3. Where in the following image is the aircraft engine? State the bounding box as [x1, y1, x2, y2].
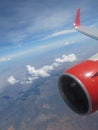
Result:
[58, 60, 98, 115]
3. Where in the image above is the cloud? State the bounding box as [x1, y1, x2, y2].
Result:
[43, 29, 76, 40]
[26, 53, 77, 83]
[0, 57, 12, 62]
[55, 54, 77, 63]
[7, 53, 76, 85]
[26, 65, 54, 78]
[8, 76, 18, 85]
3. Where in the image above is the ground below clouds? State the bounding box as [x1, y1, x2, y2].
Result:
[0, 67, 98, 130]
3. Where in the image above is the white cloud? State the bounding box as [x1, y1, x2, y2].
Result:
[55, 54, 77, 63]
[8, 76, 18, 85]
[0, 57, 12, 62]
[43, 29, 76, 40]
[26, 53, 77, 83]
[7, 53, 77, 85]
[26, 64, 54, 78]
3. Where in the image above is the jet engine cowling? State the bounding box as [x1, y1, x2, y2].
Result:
[58, 60, 98, 115]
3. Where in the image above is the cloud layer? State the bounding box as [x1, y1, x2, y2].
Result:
[7, 53, 76, 85]
[25, 53, 77, 83]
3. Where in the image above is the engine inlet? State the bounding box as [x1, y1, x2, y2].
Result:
[58, 74, 90, 115]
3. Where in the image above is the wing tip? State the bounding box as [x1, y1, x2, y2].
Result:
[74, 8, 80, 28]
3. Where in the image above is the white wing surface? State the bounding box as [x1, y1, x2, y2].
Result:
[74, 9, 98, 40]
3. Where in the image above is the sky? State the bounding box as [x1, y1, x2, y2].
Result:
[0, 0, 98, 89]
[0, 0, 97, 50]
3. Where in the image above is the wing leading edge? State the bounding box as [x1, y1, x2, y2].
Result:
[74, 9, 98, 40]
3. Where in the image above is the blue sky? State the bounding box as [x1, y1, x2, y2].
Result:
[0, 0, 97, 51]
[0, 0, 98, 88]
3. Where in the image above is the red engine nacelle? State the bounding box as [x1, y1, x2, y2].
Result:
[58, 60, 98, 115]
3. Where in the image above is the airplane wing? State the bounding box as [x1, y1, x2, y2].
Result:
[58, 9, 98, 115]
[74, 9, 98, 40]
